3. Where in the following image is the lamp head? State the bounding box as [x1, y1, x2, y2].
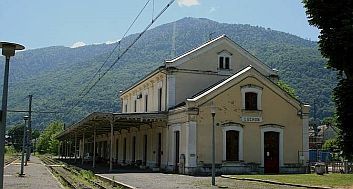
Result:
[0, 42, 25, 58]
[23, 115, 29, 121]
[210, 101, 216, 115]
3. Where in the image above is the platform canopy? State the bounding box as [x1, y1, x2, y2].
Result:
[56, 112, 168, 141]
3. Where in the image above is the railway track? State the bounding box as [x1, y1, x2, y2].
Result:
[40, 156, 115, 189]
[4, 156, 19, 166]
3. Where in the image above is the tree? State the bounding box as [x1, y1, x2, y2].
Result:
[7, 124, 25, 151]
[277, 80, 297, 99]
[36, 121, 63, 154]
[303, 0, 353, 160]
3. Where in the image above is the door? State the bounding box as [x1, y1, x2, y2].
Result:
[116, 139, 119, 163]
[143, 135, 147, 166]
[157, 133, 162, 167]
[264, 131, 279, 173]
[174, 131, 180, 171]
[132, 136, 136, 162]
[226, 130, 239, 161]
[123, 138, 126, 163]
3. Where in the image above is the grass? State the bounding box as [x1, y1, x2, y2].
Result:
[4, 145, 19, 163]
[233, 173, 353, 188]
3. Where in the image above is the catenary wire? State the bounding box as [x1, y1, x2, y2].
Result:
[62, 0, 175, 120]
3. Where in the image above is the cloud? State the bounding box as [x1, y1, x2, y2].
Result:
[177, 0, 200, 7]
[105, 39, 120, 45]
[209, 7, 216, 13]
[70, 41, 86, 48]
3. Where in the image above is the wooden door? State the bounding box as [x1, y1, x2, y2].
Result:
[143, 135, 147, 166]
[157, 133, 162, 167]
[132, 136, 136, 162]
[226, 130, 239, 161]
[264, 131, 279, 173]
[174, 131, 180, 171]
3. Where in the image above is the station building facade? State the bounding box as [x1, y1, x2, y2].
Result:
[57, 35, 310, 174]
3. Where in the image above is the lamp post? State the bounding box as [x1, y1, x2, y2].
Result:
[20, 115, 29, 176]
[210, 102, 216, 186]
[0, 42, 25, 187]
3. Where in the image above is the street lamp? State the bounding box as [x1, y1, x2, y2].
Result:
[20, 115, 29, 176]
[0, 42, 25, 186]
[210, 102, 216, 186]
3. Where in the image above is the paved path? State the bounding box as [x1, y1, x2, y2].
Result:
[99, 172, 304, 189]
[4, 156, 63, 189]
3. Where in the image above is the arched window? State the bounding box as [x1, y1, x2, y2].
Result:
[245, 92, 258, 110]
[241, 84, 263, 110]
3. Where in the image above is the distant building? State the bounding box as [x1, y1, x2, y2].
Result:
[309, 125, 339, 149]
[57, 35, 310, 174]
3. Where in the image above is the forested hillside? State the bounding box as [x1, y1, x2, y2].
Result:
[0, 17, 336, 130]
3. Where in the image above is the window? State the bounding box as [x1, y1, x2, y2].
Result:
[245, 92, 258, 110]
[218, 51, 232, 70]
[134, 100, 137, 112]
[219, 57, 224, 69]
[158, 88, 162, 111]
[145, 94, 148, 112]
[241, 85, 263, 110]
[124, 103, 128, 113]
[225, 57, 230, 69]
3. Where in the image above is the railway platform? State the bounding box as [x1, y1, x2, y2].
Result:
[4, 156, 63, 189]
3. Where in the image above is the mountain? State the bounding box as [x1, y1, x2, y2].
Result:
[0, 17, 336, 130]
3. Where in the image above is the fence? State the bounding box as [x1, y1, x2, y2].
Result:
[298, 150, 352, 174]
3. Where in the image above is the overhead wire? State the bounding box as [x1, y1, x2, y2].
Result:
[62, 0, 176, 120]
[76, 0, 152, 98]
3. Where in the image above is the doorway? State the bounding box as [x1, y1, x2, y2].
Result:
[157, 133, 162, 167]
[143, 135, 147, 166]
[264, 131, 279, 173]
[226, 130, 239, 161]
[174, 131, 180, 171]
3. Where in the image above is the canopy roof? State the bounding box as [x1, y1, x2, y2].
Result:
[56, 112, 168, 141]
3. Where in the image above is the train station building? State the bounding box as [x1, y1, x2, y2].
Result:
[56, 35, 310, 174]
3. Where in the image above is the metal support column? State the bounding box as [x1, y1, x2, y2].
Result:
[69, 140, 72, 160]
[26, 94, 32, 161]
[58, 141, 61, 159]
[81, 133, 85, 165]
[110, 120, 114, 172]
[211, 112, 216, 186]
[93, 127, 96, 168]
[74, 133, 77, 163]
[66, 141, 68, 159]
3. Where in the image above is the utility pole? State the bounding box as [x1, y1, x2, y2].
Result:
[0, 42, 25, 189]
[26, 95, 32, 161]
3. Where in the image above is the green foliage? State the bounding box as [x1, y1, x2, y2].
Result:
[0, 17, 337, 129]
[7, 124, 25, 151]
[303, 0, 353, 79]
[36, 121, 63, 154]
[303, 0, 353, 160]
[322, 115, 337, 126]
[32, 129, 41, 140]
[277, 80, 297, 99]
[79, 170, 94, 180]
[333, 80, 353, 160]
[5, 145, 17, 155]
[322, 138, 339, 152]
[235, 174, 353, 188]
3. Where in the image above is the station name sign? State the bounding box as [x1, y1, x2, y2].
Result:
[241, 116, 262, 122]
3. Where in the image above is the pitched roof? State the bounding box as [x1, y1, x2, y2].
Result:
[186, 66, 302, 110]
[187, 66, 252, 102]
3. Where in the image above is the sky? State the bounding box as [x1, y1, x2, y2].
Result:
[0, 0, 319, 50]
